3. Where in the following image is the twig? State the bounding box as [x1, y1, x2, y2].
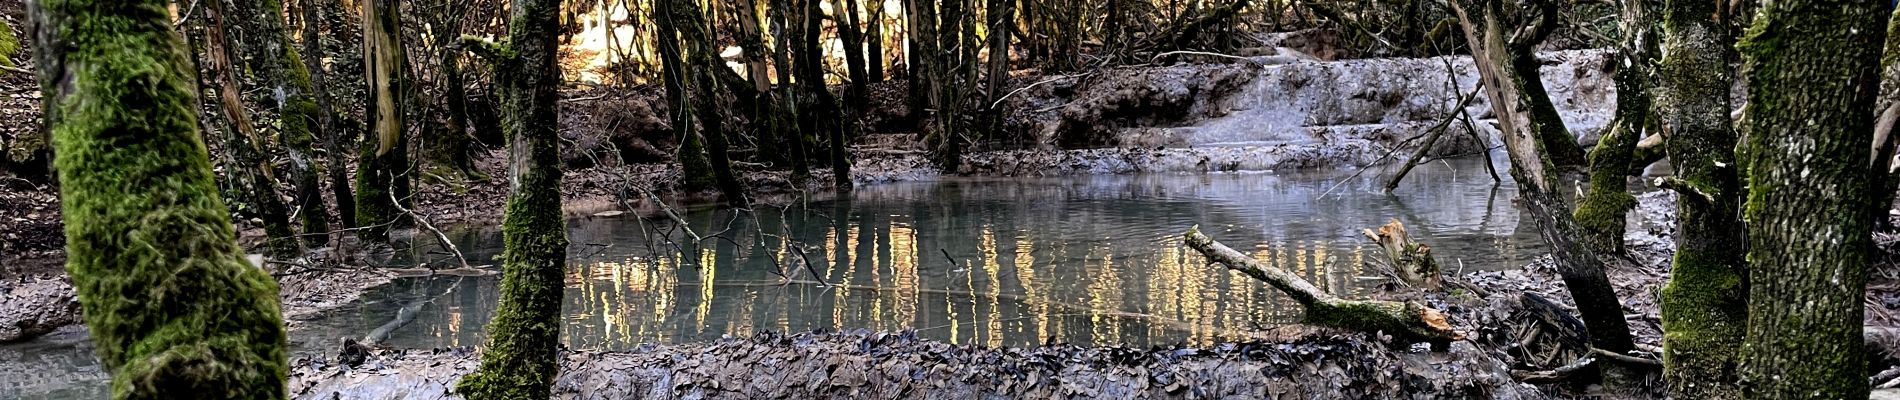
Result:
[1590, 347, 1662, 367]
[388, 192, 472, 269]
[989, 73, 1091, 110]
[1149, 50, 1263, 65]
[789, 246, 829, 287]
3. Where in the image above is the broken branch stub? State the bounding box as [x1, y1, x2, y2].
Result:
[1362, 219, 1444, 289]
[1183, 226, 1462, 343]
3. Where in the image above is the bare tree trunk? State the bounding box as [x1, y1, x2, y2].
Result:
[206, 0, 304, 260]
[31, 0, 288, 396]
[455, 0, 569, 396]
[356, 0, 413, 243]
[1446, 0, 1641, 391]
[866, 0, 885, 82]
[300, 0, 354, 236]
[1736, 0, 1886, 397]
[983, 0, 1013, 137]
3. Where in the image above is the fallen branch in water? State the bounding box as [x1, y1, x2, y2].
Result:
[1184, 225, 1462, 343]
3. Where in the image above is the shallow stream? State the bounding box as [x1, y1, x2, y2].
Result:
[1, 158, 1540, 399]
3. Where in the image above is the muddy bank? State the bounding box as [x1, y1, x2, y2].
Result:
[290, 330, 1537, 400]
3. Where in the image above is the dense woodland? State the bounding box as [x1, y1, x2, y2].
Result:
[4, 0, 1900, 398]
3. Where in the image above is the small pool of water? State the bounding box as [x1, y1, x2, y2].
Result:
[1, 158, 1539, 399]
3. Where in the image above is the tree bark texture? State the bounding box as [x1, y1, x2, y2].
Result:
[31, 0, 289, 397]
[454, 0, 570, 397]
[233, 0, 329, 248]
[205, 0, 303, 259]
[675, 0, 749, 203]
[1736, 0, 1886, 398]
[1573, 0, 1656, 257]
[1446, 0, 1641, 390]
[355, 0, 412, 242]
[1655, 0, 1748, 397]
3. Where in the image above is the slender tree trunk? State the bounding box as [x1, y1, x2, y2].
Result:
[867, 0, 885, 82]
[454, 0, 568, 397]
[301, 0, 354, 235]
[1736, 0, 1886, 397]
[233, 0, 329, 249]
[769, 0, 810, 179]
[659, 0, 715, 192]
[30, 0, 288, 397]
[984, 0, 1014, 137]
[356, 0, 413, 243]
[1447, 0, 1641, 391]
[730, 0, 781, 166]
[1655, 0, 1747, 397]
[206, 0, 304, 259]
[1574, 0, 1656, 256]
[678, 0, 749, 203]
[794, 0, 849, 188]
[838, 0, 871, 111]
[426, 5, 482, 184]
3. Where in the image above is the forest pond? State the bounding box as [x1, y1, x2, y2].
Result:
[2, 158, 1542, 399]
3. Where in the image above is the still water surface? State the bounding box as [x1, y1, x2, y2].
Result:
[1, 158, 1539, 399]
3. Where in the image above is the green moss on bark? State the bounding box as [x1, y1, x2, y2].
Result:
[1655, 0, 1748, 397]
[32, 0, 288, 397]
[0, 18, 17, 68]
[455, 0, 569, 398]
[1736, 0, 1884, 397]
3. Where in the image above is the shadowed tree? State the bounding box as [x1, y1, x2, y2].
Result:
[676, 0, 749, 203]
[655, 0, 715, 192]
[30, 0, 288, 397]
[301, 0, 357, 231]
[1736, 0, 1886, 397]
[232, 0, 331, 248]
[356, 0, 414, 243]
[455, 0, 569, 396]
[204, 0, 304, 260]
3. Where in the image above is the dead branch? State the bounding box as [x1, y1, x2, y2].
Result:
[388, 192, 472, 269]
[1184, 226, 1462, 343]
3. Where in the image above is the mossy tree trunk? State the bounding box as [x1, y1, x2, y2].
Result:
[768, 0, 811, 179]
[1736, 0, 1886, 397]
[1446, 0, 1642, 391]
[301, 0, 356, 230]
[233, 0, 331, 248]
[1654, 0, 1747, 396]
[1573, 0, 1656, 257]
[676, 0, 748, 203]
[30, 0, 289, 397]
[423, 0, 483, 184]
[355, 0, 413, 243]
[655, 0, 715, 192]
[454, 0, 569, 397]
[205, 0, 304, 260]
[791, 0, 851, 188]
